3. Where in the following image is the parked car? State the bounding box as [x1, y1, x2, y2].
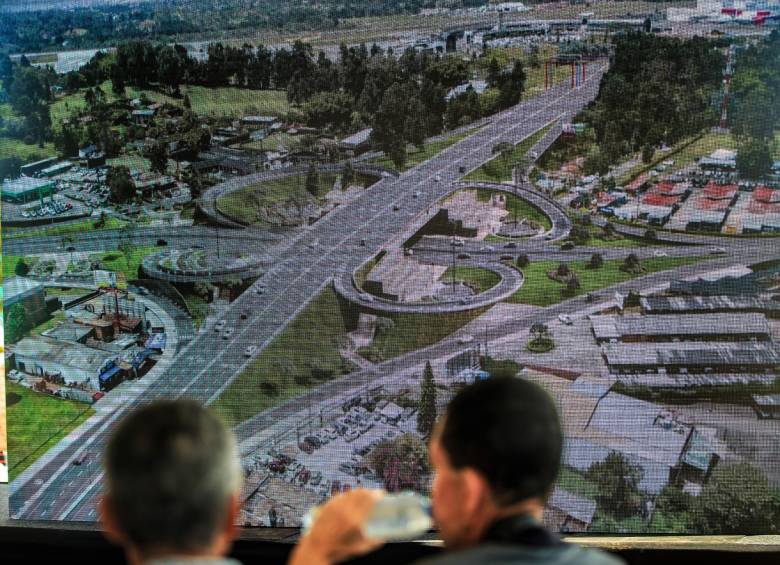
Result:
[244, 345, 258, 357]
[215, 321, 226, 332]
[222, 328, 235, 339]
[324, 426, 338, 440]
[345, 429, 360, 442]
[558, 314, 573, 325]
[457, 253, 471, 260]
[504, 242, 518, 249]
[304, 435, 322, 448]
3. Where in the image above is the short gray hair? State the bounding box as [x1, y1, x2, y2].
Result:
[104, 399, 243, 553]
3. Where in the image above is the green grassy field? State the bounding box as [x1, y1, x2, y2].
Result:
[472, 188, 553, 231]
[181, 292, 209, 330]
[2, 255, 27, 280]
[0, 136, 57, 161]
[98, 245, 159, 281]
[6, 381, 94, 481]
[368, 129, 478, 172]
[215, 173, 339, 225]
[50, 81, 290, 131]
[507, 256, 703, 307]
[440, 266, 500, 293]
[556, 467, 599, 499]
[211, 287, 348, 428]
[465, 124, 552, 182]
[242, 132, 297, 152]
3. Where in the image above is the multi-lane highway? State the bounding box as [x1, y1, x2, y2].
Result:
[20, 63, 769, 525]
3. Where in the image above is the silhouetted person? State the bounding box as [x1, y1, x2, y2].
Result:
[100, 400, 243, 565]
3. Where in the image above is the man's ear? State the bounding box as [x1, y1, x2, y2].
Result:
[460, 467, 491, 517]
[224, 493, 242, 541]
[98, 495, 126, 546]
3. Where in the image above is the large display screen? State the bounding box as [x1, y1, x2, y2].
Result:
[2, 0, 779, 534]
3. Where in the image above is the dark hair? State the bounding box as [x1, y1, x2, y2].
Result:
[439, 377, 562, 505]
[104, 400, 241, 553]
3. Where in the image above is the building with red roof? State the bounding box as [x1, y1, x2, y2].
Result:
[702, 182, 738, 200]
[642, 193, 681, 207]
[753, 186, 780, 204]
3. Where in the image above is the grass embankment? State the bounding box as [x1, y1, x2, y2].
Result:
[364, 307, 486, 362]
[368, 129, 478, 172]
[97, 245, 159, 281]
[4, 217, 127, 239]
[507, 256, 703, 307]
[0, 137, 57, 162]
[242, 132, 297, 152]
[472, 188, 553, 232]
[465, 124, 552, 182]
[215, 173, 340, 225]
[6, 381, 94, 481]
[211, 288, 348, 428]
[441, 266, 500, 294]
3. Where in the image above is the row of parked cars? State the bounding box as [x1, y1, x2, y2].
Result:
[260, 452, 354, 499]
[21, 200, 73, 218]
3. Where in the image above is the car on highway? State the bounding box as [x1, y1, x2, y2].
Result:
[561, 242, 575, 250]
[215, 321, 226, 332]
[360, 239, 366, 246]
[72, 452, 89, 466]
[500, 254, 514, 261]
[435, 174, 442, 182]
[359, 293, 374, 302]
[457, 334, 474, 344]
[451, 237, 464, 246]
[653, 250, 669, 257]
[503, 242, 518, 249]
[244, 345, 258, 357]
[710, 246, 727, 255]
[480, 245, 495, 252]
[393, 204, 400, 211]
[222, 328, 235, 339]
[457, 253, 471, 260]
[240, 311, 249, 320]
[156, 239, 167, 246]
[66, 246, 76, 252]
[255, 286, 266, 295]
[558, 314, 573, 325]
[413, 190, 422, 198]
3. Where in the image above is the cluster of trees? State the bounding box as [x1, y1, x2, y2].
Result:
[580, 33, 726, 175]
[731, 31, 780, 179]
[1, 53, 54, 147]
[588, 455, 780, 533]
[4, 1, 482, 53]
[104, 39, 526, 169]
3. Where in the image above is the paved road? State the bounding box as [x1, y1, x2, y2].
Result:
[10, 65, 611, 521]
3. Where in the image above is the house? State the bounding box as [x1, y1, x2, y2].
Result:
[752, 394, 780, 419]
[131, 109, 156, 125]
[79, 144, 98, 159]
[544, 488, 597, 533]
[446, 79, 489, 101]
[338, 128, 373, 156]
[4, 277, 49, 329]
[20, 157, 59, 177]
[377, 401, 404, 424]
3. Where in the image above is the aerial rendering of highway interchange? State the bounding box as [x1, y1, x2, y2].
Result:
[2, 0, 780, 534]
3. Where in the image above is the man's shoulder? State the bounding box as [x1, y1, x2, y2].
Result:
[413, 541, 625, 565]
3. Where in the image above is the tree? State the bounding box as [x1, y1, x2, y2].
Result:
[110, 64, 126, 96]
[568, 224, 590, 245]
[564, 275, 580, 296]
[529, 322, 548, 341]
[6, 303, 28, 344]
[375, 316, 395, 337]
[556, 262, 571, 278]
[368, 433, 430, 492]
[492, 141, 514, 169]
[692, 463, 780, 534]
[373, 82, 414, 170]
[641, 144, 655, 164]
[145, 140, 168, 175]
[588, 252, 604, 269]
[417, 361, 437, 439]
[621, 253, 642, 273]
[736, 138, 773, 179]
[644, 228, 657, 241]
[57, 125, 80, 158]
[15, 258, 30, 276]
[516, 254, 530, 268]
[587, 452, 643, 518]
[106, 166, 134, 203]
[342, 161, 355, 188]
[305, 164, 320, 197]
[183, 93, 191, 109]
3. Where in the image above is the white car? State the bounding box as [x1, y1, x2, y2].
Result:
[434, 174, 442, 182]
[457, 334, 474, 344]
[710, 246, 727, 255]
[215, 321, 226, 332]
[244, 345, 258, 357]
[413, 190, 422, 198]
[451, 237, 464, 247]
[223, 328, 235, 339]
[653, 250, 668, 257]
[558, 314, 573, 325]
[255, 285, 266, 295]
[359, 293, 374, 302]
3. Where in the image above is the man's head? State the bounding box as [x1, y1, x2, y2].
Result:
[100, 400, 243, 563]
[429, 377, 562, 548]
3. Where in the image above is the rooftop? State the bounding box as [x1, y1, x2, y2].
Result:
[603, 342, 780, 368]
[340, 127, 373, 147]
[4, 276, 45, 304]
[14, 335, 116, 373]
[590, 313, 769, 340]
[641, 295, 780, 313]
[2, 176, 55, 196]
[547, 488, 596, 525]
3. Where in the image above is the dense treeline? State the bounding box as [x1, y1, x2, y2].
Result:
[2, 1, 490, 53]
[104, 39, 526, 168]
[730, 31, 780, 178]
[579, 32, 727, 174]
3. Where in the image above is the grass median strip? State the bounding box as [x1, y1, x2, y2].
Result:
[507, 256, 704, 307]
